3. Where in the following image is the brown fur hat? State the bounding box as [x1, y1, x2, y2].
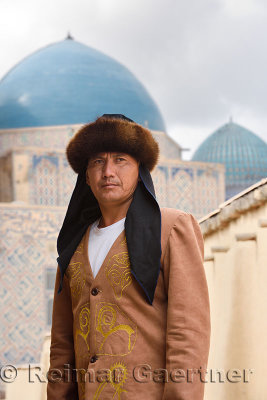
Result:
[66, 115, 159, 173]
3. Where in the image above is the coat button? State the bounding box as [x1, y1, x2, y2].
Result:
[90, 355, 98, 363]
[91, 287, 99, 296]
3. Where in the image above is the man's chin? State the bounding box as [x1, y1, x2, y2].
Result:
[98, 193, 122, 204]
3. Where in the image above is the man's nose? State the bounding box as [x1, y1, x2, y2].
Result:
[102, 158, 115, 178]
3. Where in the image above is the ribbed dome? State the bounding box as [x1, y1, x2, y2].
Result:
[192, 121, 267, 199]
[0, 38, 165, 131]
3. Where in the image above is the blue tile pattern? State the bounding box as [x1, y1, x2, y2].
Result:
[0, 207, 65, 365]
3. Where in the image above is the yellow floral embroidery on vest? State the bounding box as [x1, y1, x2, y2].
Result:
[75, 303, 90, 352]
[95, 302, 137, 356]
[67, 262, 85, 298]
[120, 236, 127, 246]
[93, 362, 127, 400]
[75, 241, 84, 254]
[105, 252, 132, 299]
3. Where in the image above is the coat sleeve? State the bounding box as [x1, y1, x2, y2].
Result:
[162, 212, 210, 400]
[47, 267, 79, 400]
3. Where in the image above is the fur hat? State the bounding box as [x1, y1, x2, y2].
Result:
[66, 114, 159, 173]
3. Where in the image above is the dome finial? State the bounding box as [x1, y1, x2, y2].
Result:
[229, 115, 233, 123]
[66, 32, 74, 40]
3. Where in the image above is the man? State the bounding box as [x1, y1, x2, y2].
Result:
[47, 114, 210, 400]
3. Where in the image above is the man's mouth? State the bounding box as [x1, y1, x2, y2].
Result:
[102, 183, 118, 187]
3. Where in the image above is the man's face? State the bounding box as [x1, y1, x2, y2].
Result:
[86, 152, 139, 208]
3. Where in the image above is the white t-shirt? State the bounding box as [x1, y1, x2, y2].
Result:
[88, 217, 126, 278]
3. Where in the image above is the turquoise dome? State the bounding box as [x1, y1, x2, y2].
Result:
[192, 121, 267, 199]
[0, 38, 165, 130]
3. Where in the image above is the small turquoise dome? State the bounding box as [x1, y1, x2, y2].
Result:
[0, 38, 165, 131]
[192, 121, 267, 199]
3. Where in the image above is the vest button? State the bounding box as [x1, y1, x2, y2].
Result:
[91, 287, 99, 296]
[90, 355, 98, 363]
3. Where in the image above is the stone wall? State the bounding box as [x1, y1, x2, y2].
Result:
[201, 180, 267, 400]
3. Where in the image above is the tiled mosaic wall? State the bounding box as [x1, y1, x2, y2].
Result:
[4, 149, 224, 218]
[0, 126, 77, 156]
[152, 161, 225, 218]
[0, 205, 65, 365]
[0, 126, 181, 160]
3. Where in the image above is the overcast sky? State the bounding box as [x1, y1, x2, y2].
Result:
[1, 0, 267, 159]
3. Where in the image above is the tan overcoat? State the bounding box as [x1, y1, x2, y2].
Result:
[47, 208, 210, 399]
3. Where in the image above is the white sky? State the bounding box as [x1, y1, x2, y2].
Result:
[1, 0, 267, 159]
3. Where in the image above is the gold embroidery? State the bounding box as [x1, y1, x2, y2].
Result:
[93, 362, 127, 400]
[75, 303, 90, 352]
[67, 262, 85, 298]
[105, 252, 132, 299]
[95, 302, 137, 356]
[75, 241, 84, 254]
[120, 236, 127, 246]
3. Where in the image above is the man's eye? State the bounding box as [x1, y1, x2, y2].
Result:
[94, 159, 104, 164]
[116, 157, 125, 162]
